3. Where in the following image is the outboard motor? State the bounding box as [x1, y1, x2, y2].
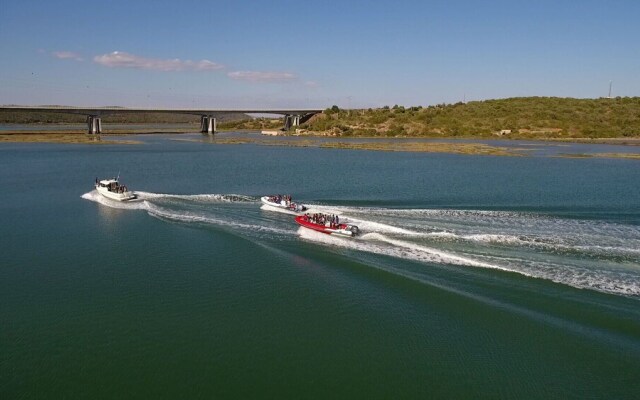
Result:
[350, 225, 359, 235]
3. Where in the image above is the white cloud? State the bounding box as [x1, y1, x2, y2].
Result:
[89, 51, 314, 86]
[227, 70, 297, 83]
[53, 51, 83, 61]
[93, 51, 224, 72]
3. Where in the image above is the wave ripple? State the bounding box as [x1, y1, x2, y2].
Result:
[83, 192, 640, 298]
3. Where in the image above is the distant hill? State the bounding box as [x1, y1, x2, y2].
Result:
[0, 108, 250, 124]
[289, 97, 640, 138]
[4, 98, 640, 138]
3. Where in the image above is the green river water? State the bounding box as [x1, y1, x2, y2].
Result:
[1, 133, 639, 399]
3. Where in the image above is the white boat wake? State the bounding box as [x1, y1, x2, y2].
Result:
[82, 191, 640, 298]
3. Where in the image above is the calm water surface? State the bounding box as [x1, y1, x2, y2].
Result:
[1, 133, 639, 399]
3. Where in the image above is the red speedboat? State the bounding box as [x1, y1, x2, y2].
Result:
[295, 214, 359, 237]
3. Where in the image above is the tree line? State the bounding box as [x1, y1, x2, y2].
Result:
[301, 97, 640, 138]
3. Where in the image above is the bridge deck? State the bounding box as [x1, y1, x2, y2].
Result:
[0, 106, 322, 116]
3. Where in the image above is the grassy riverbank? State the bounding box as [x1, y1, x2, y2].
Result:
[4, 97, 640, 142]
[3, 132, 638, 160]
[223, 97, 640, 139]
[207, 137, 524, 156]
[203, 137, 640, 159]
[0, 133, 142, 144]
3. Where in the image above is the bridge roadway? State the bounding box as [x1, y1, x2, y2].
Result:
[0, 106, 323, 134]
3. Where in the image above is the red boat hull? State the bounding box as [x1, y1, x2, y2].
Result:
[294, 216, 357, 237]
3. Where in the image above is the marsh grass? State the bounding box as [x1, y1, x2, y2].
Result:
[207, 137, 524, 156]
[0, 133, 142, 144]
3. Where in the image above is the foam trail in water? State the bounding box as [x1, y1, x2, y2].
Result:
[315, 205, 640, 257]
[83, 192, 640, 297]
[460, 233, 640, 258]
[360, 232, 505, 269]
[145, 202, 293, 236]
[83, 190, 291, 236]
[260, 204, 302, 216]
[134, 191, 257, 203]
[347, 218, 420, 235]
[81, 191, 149, 210]
[298, 227, 505, 270]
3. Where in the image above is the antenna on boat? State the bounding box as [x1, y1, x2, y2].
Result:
[116, 171, 120, 181]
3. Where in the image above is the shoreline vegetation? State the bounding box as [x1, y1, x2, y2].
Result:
[203, 137, 525, 156]
[200, 137, 640, 159]
[220, 96, 640, 140]
[1, 97, 639, 158]
[0, 133, 143, 145]
[1, 131, 639, 160]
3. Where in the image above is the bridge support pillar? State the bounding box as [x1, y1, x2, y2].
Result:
[283, 115, 300, 131]
[87, 116, 102, 134]
[200, 116, 216, 134]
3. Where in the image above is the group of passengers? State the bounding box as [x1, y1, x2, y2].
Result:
[95, 178, 128, 194]
[106, 182, 128, 193]
[305, 213, 341, 228]
[269, 194, 306, 211]
[268, 194, 292, 204]
[112, 184, 128, 194]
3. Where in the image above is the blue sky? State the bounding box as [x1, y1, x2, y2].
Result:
[1, 0, 638, 108]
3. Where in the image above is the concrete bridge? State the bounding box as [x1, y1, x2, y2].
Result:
[0, 106, 322, 134]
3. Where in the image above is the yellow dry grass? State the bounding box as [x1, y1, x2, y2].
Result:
[0, 133, 141, 144]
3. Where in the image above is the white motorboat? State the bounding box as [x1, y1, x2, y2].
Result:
[261, 195, 307, 214]
[95, 177, 136, 201]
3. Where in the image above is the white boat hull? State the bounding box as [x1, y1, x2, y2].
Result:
[260, 196, 306, 214]
[96, 186, 136, 201]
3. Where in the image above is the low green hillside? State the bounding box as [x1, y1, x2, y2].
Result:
[300, 97, 640, 138]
